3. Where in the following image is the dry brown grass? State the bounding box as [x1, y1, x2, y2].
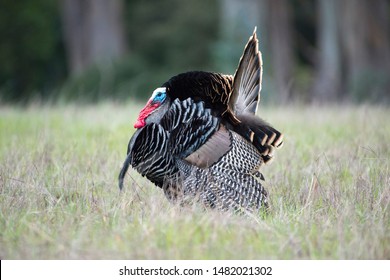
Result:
[0, 103, 389, 259]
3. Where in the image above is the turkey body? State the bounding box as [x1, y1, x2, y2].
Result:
[119, 98, 268, 210]
[118, 29, 282, 212]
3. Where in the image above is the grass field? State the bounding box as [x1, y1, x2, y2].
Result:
[0, 103, 389, 259]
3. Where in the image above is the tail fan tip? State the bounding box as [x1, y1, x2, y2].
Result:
[251, 27, 258, 42]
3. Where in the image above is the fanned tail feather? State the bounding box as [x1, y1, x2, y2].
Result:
[230, 28, 262, 116]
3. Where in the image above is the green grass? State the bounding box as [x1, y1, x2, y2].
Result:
[0, 103, 389, 259]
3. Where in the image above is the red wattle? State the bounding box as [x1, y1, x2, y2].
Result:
[133, 101, 159, 128]
[134, 119, 145, 128]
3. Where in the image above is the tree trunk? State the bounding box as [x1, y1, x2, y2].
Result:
[313, 0, 342, 103]
[218, 0, 263, 72]
[61, 0, 127, 75]
[267, 0, 294, 103]
[339, 0, 390, 101]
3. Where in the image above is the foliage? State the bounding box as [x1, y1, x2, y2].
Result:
[0, 0, 65, 102]
[0, 0, 389, 104]
[125, 0, 219, 72]
[0, 104, 389, 259]
[0, 0, 219, 103]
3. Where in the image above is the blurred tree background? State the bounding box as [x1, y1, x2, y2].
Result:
[0, 0, 389, 104]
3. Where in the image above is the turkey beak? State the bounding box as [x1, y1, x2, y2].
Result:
[118, 152, 132, 191]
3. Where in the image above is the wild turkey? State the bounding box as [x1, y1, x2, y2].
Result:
[118, 29, 283, 211]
